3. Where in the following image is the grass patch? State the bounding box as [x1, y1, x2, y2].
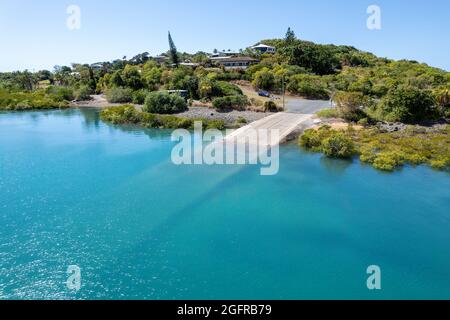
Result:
[316, 108, 340, 118]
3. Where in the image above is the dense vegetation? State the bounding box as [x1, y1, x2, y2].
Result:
[300, 125, 450, 171]
[100, 105, 226, 130]
[245, 29, 449, 123]
[1, 28, 448, 121]
[0, 49, 248, 112]
[0, 88, 69, 110]
[212, 95, 248, 111]
[143, 91, 188, 114]
[95, 62, 250, 112]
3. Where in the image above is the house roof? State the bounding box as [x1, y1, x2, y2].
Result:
[215, 56, 259, 63]
[251, 43, 275, 49]
[180, 62, 200, 67]
[210, 56, 232, 61]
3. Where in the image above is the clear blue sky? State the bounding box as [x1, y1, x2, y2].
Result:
[0, 0, 449, 72]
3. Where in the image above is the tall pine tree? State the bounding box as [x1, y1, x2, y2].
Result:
[285, 27, 296, 45]
[168, 31, 179, 67]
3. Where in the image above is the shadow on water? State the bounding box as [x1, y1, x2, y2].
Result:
[107, 123, 174, 140]
[319, 156, 353, 175]
[77, 107, 174, 140]
[22, 108, 103, 131]
[1, 108, 174, 142]
[0, 108, 73, 124]
[78, 108, 101, 129]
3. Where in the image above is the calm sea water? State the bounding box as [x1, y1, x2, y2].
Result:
[0, 109, 449, 300]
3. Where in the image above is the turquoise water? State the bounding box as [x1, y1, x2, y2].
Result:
[0, 109, 449, 300]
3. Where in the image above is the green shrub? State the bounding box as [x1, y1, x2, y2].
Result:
[100, 105, 141, 124]
[359, 150, 378, 164]
[297, 82, 329, 99]
[433, 87, 450, 118]
[132, 90, 149, 105]
[252, 69, 276, 90]
[430, 159, 447, 170]
[403, 153, 427, 165]
[316, 108, 339, 118]
[143, 91, 188, 114]
[300, 124, 450, 172]
[45, 86, 74, 102]
[377, 86, 437, 123]
[212, 95, 248, 111]
[357, 118, 369, 127]
[322, 133, 356, 158]
[74, 85, 92, 101]
[299, 126, 334, 151]
[155, 115, 192, 129]
[279, 41, 341, 75]
[109, 71, 124, 87]
[100, 105, 191, 128]
[121, 65, 144, 90]
[105, 87, 133, 103]
[236, 117, 248, 124]
[263, 100, 280, 112]
[198, 78, 214, 99]
[100, 105, 227, 130]
[206, 119, 226, 130]
[287, 74, 329, 99]
[214, 81, 243, 97]
[0, 89, 68, 110]
[14, 100, 32, 110]
[372, 152, 403, 171]
[334, 91, 368, 122]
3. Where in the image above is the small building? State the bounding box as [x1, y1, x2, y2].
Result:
[215, 56, 259, 70]
[153, 55, 168, 64]
[210, 51, 239, 58]
[209, 55, 231, 62]
[179, 62, 200, 68]
[251, 43, 276, 54]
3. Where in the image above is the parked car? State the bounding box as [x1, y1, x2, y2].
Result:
[258, 90, 270, 98]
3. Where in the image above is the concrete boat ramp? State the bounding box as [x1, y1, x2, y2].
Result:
[225, 112, 317, 146]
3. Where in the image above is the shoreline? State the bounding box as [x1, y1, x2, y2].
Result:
[69, 94, 138, 109]
[71, 95, 274, 125]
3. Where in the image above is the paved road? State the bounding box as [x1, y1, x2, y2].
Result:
[277, 96, 331, 114]
[237, 84, 332, 115]
[225, 113, 314, 146]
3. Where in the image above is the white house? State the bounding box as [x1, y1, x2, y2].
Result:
[210, 50, 239, 58]
[251, 43, 276, 54]
[214, 56, 259, 70]
[179, 62, 200, 68]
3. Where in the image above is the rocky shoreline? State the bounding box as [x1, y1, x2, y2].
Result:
[177, 106, 273, 125]
[375, 121, 449, 133]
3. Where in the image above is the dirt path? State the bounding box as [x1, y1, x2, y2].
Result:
[70, 94, 142, 109]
